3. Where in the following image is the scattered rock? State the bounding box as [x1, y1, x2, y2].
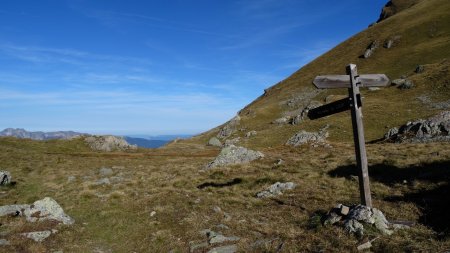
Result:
[0, 171, 11, 186]
[415, 65, 425, 73]
[291, 101, 323, 125]
[190, 242, 209, 253]
[205, 145, 264, 169]
[383, 111, 450, 143]
[245, 130, 257, 138]
[224, 137, 240, 146]
[94, 178, 111, 185]
[150, 211, 156, 217]
[362, 41, 379, 59]
[286, 126, 329, 147]
[272, 116, 291, 125]
[85, 135, 137, 152]
[207, 245, 238, 253]
[21, 230, 52, 242]
[207, 231, 240, 244]
[357, 240, 372, 251]
[0, 239, 10, 245]
[391, 78, 406, 86]
[340, 205, 350, 216]
[208, 137, 223, 147]
[99, 167, 113, 176]
[217, 116, 240, 139]
[368, 87, 380, 91]
[344, 219, 364, 237]
[398, 80, 414, 89]
[256, 182, 296, 198]
[384, 39, 393, 49]
[67, 176, 76, 182]
[274, 159, 284, 165]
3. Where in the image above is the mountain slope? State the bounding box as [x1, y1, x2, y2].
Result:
[184, 0, 450, 149]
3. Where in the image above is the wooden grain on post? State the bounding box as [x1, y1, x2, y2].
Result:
[347, 64, 373, 208]
[313, 74, 389, 89]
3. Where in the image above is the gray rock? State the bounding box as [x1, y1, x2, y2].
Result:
[291, 101, 322, 125]
[21, 230, 52, 242]
[85, 135, 137, 152]
[344, 219, 364, 236]
[368, 87, 380, 91]
[67, 176, 76, 182]
[190, 242, 209, 253]
[347, 205, 375, 224]
[0, 171, 11, 186]
[391, 79, 406, 86]
[384, 39, 393, 49]
[224, 137, 240, 146]
[208, 137, 223, 147]
[272, 116, 291, 125]
[217, 116, 240, 139]
[95, 178, 111, 185]
[274, 159, 284, 165]
[357, 241, 372, 251]
[0, 239, 10, 245]
[372, 208, 393, 235]
[398, 79, 414, 89]
[324, 212, 342, 226]
[209, 234, 240, 244]
[0, 204, 29, 216]
[415, 65, 425, 73]
[363, 41, 379, 59]
[245, 130, 257, 138]
[383, 111, 450, 143]
[99, 167, 113, 176]
[207, 245, 238, 253]
[205, 145, 264, 169]
[256, 182, 296, 198]
[286, 126, 329, 146]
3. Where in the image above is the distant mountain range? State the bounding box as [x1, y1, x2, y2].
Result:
[0, 128, 86, 140]
[0, 128, 189, 148]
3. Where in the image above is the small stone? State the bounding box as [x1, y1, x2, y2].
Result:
[150, 211, 156, 217]
[0, 171, 11, 186]
[67, 176, 76, 182]
[207, 245, 238, 253]
[95, 178, 111, 185]
[0, 239, 10, 245]
[368, 87, 380, 91]
[21, 230, 52, 242]
[357, 241, 372, 251]
[274, 159, 284, 165]
[245, 130, 257, 138]
[189, 242, 208, 253]
[384, 39, 393, 49]
[398, 80, 414, 89]
[344, 219, 364, 236]
[216, 224, 230, 230]
[213, 206, 222, 213]
[99, 167, 113, 176]
[256, 182, 296, 198]
[415, 65, 425, 73]
[324, 212, 342, 226]
[340, 205, 350, 216]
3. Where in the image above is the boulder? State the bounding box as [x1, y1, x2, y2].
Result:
[85, 135, 137, 152]
[362, 41, 379, 59]
[208, 137, 222, 147]
[99, 167, 113, 176]
[272, 116, 291, 125]
[0, 171, 11, 186]
[21, 230, 52, 242]
[384, 39, 393, 49]
[207, 245, 238, 253]
[205, 145, 264, 169]
[398, 80, 414, 89]
[384, 111, 450, 143]
[256, 182, 296, 198]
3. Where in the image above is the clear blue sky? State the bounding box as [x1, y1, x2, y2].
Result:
[0, 0, 386, 135]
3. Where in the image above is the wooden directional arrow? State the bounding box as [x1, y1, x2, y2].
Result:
[307, 95, 361, 120]
[313, 74, 389, 89]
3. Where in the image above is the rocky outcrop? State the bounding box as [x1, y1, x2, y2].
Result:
[384, 111, 450, 143]
[256, 182, 296, 198]
[85, 135, 137, 152]
[292, 101, 323, 125]
[0, 171, 11, 185]
[0, 197, 74, 225]
[0, 128, 86, 140]
[217, 116, 240, 139]
[205, 145, 264, 169]
[377, 0, 419, 23]
[286, 126, 329, 147]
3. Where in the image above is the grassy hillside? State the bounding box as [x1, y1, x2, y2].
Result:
[183, 0, 450, 149]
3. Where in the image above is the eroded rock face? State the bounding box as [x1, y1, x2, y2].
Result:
[205, 145, 264, 169]
[85, 135, 137, 152]
[384, 111, 450, 143]
[256, 182, 296, 198]
[0, 197, 74, 225]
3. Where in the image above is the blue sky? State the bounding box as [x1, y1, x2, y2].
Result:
[0, 0, 386, 135]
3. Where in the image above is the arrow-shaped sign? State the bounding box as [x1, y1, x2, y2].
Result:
[313, 74, 389, 89]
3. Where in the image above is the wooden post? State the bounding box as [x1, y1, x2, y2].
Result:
[347, 64, 372, 207]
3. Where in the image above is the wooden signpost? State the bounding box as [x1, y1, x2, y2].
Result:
[308, 64, 389, 208]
